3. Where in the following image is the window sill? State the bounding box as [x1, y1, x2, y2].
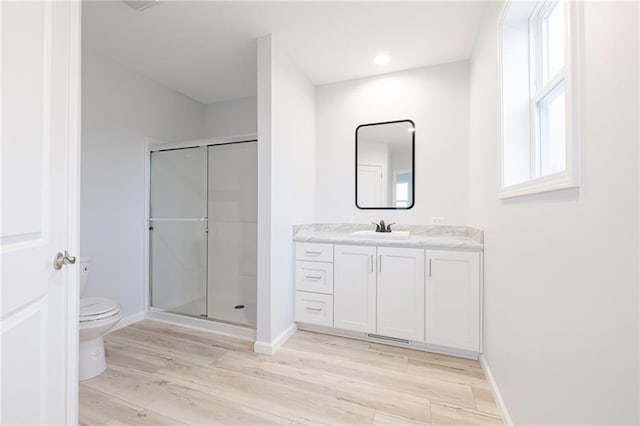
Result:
[499, 171, 579, 199]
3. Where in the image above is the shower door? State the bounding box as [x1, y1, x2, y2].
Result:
[207, 142, 257, 327]
[150, 147, 208, 317]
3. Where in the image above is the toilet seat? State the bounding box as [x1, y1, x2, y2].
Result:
[80, 297, 121, 322]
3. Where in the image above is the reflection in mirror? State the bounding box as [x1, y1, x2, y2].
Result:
[356, 120, 415, 209]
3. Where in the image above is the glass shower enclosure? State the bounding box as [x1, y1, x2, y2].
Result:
[149, 141, 257, 328]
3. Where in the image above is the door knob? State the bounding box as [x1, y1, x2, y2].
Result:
[54, 250, 76, 270]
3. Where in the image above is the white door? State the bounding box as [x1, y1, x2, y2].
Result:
[357, 164, 383, 207]
[425, 250, 480, 352]
[334, 245, 376, 333]
[1, 2, 81, 424]
[377, 247, 425, 341]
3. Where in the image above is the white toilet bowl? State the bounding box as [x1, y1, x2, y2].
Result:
[78, 258, 122, 381]
[79, 297, 122, 380]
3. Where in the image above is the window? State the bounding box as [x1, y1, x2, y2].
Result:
[500, 1, 582, 198]
[394, 171, 412, 208]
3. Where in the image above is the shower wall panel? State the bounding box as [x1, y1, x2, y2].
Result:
[150, 221, 207, 316]
[150, 147, 207, 317]
[207, 142, 258, 327]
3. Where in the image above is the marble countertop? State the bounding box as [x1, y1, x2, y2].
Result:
[293, 223, 484, 250]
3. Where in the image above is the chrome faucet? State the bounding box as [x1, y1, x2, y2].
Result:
[372, 220, 395, 233]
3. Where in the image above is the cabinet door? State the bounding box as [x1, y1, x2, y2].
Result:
[334, 245, 376, 333]
[377, 247, 425, 341]
[425, 250, 480, 352]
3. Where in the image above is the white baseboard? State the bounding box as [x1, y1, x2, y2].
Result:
[253, 340, 272, 355]
[297, 323, 479, 360]
[110, 311, 145, 333]
[479, 355, 513, 426]
[254, 323, 297, 355]
[145, 309, 256, 341]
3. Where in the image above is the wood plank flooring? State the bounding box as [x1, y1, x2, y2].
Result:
[79, 320, 503, 425]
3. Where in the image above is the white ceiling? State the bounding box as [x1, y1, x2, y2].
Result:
[83, 1, 487, 104]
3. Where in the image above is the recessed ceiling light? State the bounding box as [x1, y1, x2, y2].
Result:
[374, 54, 390, 65]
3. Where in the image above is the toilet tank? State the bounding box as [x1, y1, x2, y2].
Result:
[80, 257, 90, 296]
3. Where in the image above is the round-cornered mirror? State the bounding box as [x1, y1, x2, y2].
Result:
[355, 120, 415, 209]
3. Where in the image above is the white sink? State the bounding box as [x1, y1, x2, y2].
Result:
[350, 230, 411, 240]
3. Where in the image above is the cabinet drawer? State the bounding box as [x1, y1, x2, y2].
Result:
[295, 292, 333, 327]
[295, 243, 333, 262]
[295, 261, 334, 294]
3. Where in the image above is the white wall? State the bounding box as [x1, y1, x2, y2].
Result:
[204, 96, 257, 138]
[256, 35, 316, 347]
[315, 62, 470, 225]
[81, 50, 205, 319]
[469, 2, 639, 424]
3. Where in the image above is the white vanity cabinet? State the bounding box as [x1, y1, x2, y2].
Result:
[333, 245, 425, 340]
[294, 243, 334, 327]
[294, 238, 483, 357]
[377, 247, 425, 341]
[333, 245, 377, 333]
[425, 250, 481, 352]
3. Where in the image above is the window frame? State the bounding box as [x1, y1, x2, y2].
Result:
[499, 0, 583, 199]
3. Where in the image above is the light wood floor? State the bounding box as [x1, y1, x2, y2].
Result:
[79, 320, 503, 425]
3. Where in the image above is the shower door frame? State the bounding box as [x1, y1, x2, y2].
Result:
[143, 134, 258, 341]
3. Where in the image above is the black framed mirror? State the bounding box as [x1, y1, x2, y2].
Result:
[355, 119, 415, 209]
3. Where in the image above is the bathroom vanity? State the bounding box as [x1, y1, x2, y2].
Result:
[293, 224, 483, 359]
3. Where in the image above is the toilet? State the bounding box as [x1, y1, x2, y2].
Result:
[79, 257, 122, 381]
